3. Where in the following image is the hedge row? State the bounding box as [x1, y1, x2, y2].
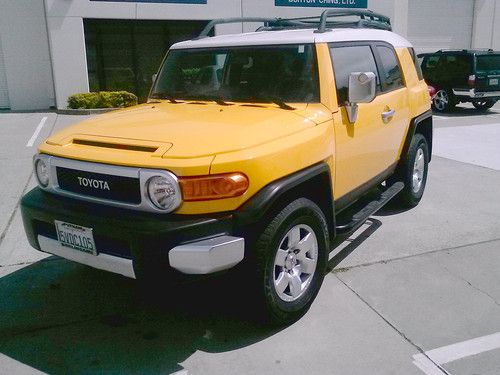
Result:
[67, 91, 138, 109]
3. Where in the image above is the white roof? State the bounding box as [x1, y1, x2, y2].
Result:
[171, 28, 413, 50]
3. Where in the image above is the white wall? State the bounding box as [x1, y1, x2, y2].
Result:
[472, 0, 500, 50]
[0, 0, 55, 110]
[407, 0, 474, 53]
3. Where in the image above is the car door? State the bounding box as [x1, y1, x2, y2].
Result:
[330, 42, 410, 203]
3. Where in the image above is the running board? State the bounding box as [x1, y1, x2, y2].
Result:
[335, 182, 404, 236]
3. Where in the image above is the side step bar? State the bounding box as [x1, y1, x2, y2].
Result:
[335, 182, 404, 236]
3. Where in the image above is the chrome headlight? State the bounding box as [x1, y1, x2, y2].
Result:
[35, 157, 50, 187]
[146, 174, 182, 212]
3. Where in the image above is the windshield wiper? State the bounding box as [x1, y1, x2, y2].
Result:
[149, 93, 180, 104]
[190, 94, 232, 106]
[259, 96, 296, 110]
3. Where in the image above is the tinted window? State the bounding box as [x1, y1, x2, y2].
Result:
[423, 56, 440, 70]
[476, 55, 500, 74]
[152, 44, 319, 103]
[330, 45, 380, 105]
[377, 46, 404, 91]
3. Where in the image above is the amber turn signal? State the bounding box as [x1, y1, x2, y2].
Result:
[178, 173, 249, 201]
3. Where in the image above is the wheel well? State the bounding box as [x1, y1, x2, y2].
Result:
[262, 172, 335, 237]
[415, 116, 433, 161]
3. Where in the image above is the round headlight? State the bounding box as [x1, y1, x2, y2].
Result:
[147, 175, 181, 211]
[35, 158, 50, 187]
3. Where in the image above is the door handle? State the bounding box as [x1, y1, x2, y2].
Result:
[381, 108, 396, 122]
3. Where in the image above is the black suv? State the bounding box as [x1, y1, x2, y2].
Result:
[420, 49, 500, 112]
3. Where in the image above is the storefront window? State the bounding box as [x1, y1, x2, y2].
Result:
[84, 19, 208, 103]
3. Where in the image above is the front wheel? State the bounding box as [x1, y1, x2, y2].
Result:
[432, 89, 455, 112]
[473, 100, 496, 111]
[253, 198, 329, 325]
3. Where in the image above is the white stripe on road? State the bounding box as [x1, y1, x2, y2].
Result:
[26, 116, 48, 147]
[413, 332, 500, 374]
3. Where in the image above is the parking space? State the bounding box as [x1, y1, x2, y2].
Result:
[0, 107, 499, 374]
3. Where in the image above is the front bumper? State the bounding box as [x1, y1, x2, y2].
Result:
[453, 89, 500, 99]
[21, 188, 245, 278]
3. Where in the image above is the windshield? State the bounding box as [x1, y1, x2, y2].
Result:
[476, 55, 500, 74]
[151, 44, 319, 103]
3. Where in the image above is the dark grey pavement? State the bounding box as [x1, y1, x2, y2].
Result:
[0, 104, 499, 374]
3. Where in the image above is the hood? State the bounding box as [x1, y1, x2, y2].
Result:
[45, 102, 331, 159]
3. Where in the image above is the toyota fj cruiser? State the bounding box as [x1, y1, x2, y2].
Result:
[21, 10, 432, 324]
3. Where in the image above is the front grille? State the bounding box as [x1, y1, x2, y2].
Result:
[56, 167, 141, 204]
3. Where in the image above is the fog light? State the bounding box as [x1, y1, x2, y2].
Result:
[147, 175, 181, 211]
[35, 158, 50, 187]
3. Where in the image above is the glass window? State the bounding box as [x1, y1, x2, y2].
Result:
[476, 55, 500, 74]
[152, 45, 320, 103]
[84, 19, 209, 103]
[330, 45, 380, 105]
[423, 56, 440, 70]
[377, 46, 404, 91]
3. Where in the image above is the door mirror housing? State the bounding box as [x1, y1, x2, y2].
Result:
[345, 72, 377, 123]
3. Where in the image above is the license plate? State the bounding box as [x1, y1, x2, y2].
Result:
[490, 78, 499, 85]
[55, 220, 97, 255]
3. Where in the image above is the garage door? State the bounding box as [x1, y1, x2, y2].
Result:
[408, 0, 474, 54]
[0, 35, 9, 109]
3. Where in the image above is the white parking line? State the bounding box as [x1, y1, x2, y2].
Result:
[26, 116, 48, 147]
[413, 332, 500, 375]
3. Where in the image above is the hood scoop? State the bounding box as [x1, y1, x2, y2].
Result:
[72, 139, 159, 153]
[60, 135, 173, 158]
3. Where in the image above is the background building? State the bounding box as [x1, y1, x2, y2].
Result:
[0, 0, 499, 110]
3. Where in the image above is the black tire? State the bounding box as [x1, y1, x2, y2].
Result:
[391, 133, 429, 208]
[432, 89, 455, 112]
[252, 198, 329, 325]
[473, 100, 496, 111]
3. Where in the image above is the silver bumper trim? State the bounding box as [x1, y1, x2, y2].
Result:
[453, 89, 500, 98]
[169, 236, 245, 274]
[38, 235, 136, 279]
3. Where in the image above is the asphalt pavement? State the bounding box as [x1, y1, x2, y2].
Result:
[0, 104, 499, 375]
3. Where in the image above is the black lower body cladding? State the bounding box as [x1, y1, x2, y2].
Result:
[21, 187, 234, 277]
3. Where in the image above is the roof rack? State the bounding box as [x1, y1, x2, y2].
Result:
[314, 9, 391, 33]
[195, 9, 391, 39]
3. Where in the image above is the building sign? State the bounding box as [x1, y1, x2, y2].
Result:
[275, 0, 367, 8]
[91, 0, 207, 4]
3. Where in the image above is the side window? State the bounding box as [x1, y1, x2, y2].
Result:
[409, 47, 424, 80]
[424, 56, 440, 70]
[376, 45, 404, 91]
[330, 45, 380, 105]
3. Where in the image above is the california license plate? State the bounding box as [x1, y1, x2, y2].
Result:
[55, 220, 97, 255]
[489, 78, 499, 85]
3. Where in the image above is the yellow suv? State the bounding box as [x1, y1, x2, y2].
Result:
[21, 10, 432, 324]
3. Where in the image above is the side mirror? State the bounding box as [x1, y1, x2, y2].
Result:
[346, 72, 377, 123]
[152, 73, 158, 83]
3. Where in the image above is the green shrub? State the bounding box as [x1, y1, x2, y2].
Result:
[67, 91, 138, 109]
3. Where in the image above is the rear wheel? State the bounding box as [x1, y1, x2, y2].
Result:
[432, 89, 455, 112]
[391, 134, 429, 208]
[473, 100, 496, 110]
[253, 198, 328, 325]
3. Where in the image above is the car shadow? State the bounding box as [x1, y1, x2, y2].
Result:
[0, 258, 283, 375]
[433, 105, 500, 118]
[327, 218, 382, 272]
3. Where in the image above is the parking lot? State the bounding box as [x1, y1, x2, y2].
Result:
[0, 106, 500, 375]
